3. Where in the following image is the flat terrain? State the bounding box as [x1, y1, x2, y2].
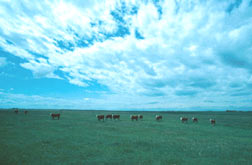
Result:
[0, 110, 252, 165]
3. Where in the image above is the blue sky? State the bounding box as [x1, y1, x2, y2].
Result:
[0, 0, 252, 110]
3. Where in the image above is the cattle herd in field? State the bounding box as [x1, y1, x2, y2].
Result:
[96, 114, 216, 125]
[12, 108, 28, 115]
[12, 109, 216, 125]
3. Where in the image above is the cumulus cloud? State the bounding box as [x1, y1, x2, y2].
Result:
[20, 58, 60, 79]
[0, 0, 252, 110]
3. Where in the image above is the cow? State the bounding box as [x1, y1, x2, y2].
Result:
[96, 115, 104, 121]
[192, 117, 198, 123]
[24, 110, 28, 115]
[210, 119, 216, 125]
[106, 114, 112, 120]
[138, 114, 143, 120]
[180, 117, 188, 123]
[14, 109, 18, 114]
[112, 114, 120, 120]
[130, 115, 138, 121]
[156, 115, 162, 121]
[50, 113, 60, 120]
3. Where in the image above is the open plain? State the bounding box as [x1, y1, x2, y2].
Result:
[0, 110, 252, 165]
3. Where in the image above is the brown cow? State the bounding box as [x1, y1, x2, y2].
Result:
[180, 117, 188, 123]
[106, 114, 112, 120]
[24, 110, 28, 115]
[156, 115, 162, 121]
[96, 115, 104, 121]
[192, 117, 198, 123]
[138, 114, 143, 120]
[112, 114, 120, 120]
[14, 109, 18, 114]
[130, 115, 138, 121]
[50, 113, 60, 120]
[210, 119, 216, 125]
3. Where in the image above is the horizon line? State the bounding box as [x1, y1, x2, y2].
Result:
[1, 108, 251, 112]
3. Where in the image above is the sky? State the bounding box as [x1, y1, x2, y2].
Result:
[0, 0, 252, 111]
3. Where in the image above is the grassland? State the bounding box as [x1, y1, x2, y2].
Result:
[0, 110, 252, 165]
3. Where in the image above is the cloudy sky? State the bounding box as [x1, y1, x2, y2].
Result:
[0, 0, 252, 110]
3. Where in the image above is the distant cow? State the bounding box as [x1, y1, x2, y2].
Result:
[192, 117, 198, 123]
[138, 115, 143, 120]
[106, 114, 112, 120]
[131, 115, 138, 121]
[180, 117, 188, 123]
[24, 110, 28, 115]
[14, 109, 18, 114]
[156, 115, 162, 121]
[210, 119, 216, 125]
[112, 114, 120, 120]
[96, 115, 104, 121]
[50, 113, 60, 120]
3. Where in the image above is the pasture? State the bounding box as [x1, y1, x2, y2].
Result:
[0, 110, 252, 164]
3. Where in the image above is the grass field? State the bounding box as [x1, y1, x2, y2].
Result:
[0, 110, 252, 165]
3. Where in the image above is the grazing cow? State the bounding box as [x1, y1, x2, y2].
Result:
[156, 115, 162, 121]
[138, 115, 143, 120]
[50, 113, 60, 120]
[96, 115, 104, 121]
[180, 117, 188, 123]
[210, 119, 216, 125]
[192, 117, 198, 123]
[130, 115, 138, 121]
[24, 110, 28, 115]
[112, 114, 120, 120]
[106, 114, 112, 120]
[14, 109, 18, 114]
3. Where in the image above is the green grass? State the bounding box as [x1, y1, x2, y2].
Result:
[0, 110, 252, 165]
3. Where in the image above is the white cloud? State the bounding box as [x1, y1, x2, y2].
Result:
[20, 58, 61, 79]
[67, 77, 88, 87]
[83, 98, 89, 101]
[0, 0, 252, 110]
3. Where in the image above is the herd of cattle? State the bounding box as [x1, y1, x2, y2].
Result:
[13, 109, 61, 119]
[13, 109, 28, 114]
[96, 114, 216, 125]
[13, 109, 216, 125]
